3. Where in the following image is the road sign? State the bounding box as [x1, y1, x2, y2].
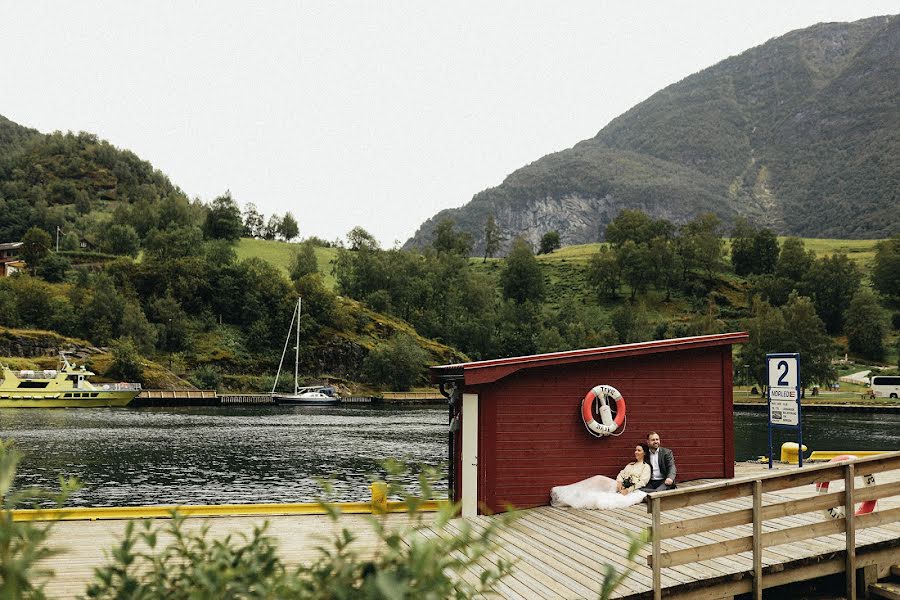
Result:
[766, 353, 802, 468]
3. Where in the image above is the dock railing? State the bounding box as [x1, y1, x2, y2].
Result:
[647, 450, 900, 600]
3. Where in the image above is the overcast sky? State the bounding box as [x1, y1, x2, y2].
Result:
[1, 2, 896, 247]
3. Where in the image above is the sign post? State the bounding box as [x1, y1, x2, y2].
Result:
[767, 353, 802, 469]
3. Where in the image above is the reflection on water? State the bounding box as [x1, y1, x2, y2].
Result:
[0, 405, 447, 507]
[1, 405, 897, 506]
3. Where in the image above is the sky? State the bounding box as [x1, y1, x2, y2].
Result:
[1, 2, 897, 247]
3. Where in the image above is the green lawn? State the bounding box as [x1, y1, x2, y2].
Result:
[235, 238, 339, 289]
[234, 236, 885, 298]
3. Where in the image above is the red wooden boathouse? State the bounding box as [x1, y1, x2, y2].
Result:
[430, 332, 749, 516]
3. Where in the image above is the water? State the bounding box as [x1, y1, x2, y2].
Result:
[0, 404, 448, 507]
[1, 405, 897, 507]
[733, 407, 900, 462]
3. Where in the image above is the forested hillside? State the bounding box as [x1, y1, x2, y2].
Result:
[2, 102, 898, 393]
[407, 14, 900, 252]
[0, 116, 463, 391]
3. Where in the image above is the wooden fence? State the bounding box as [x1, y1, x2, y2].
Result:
[647, 451, 900, 600]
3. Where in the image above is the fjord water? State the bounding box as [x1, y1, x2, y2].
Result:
[0, 404, 448, 507]
[1, 405, 897, 507]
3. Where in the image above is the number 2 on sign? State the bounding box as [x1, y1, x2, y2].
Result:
[777, 360, 789, 386]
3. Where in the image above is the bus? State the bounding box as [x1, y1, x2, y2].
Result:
[870, 375, 900, 398]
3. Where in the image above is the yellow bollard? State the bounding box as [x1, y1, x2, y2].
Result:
[370, 481, 387, 514]
[780, 442, 808, 464]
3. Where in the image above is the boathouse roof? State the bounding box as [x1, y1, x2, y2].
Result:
[430, 332, 749, 385]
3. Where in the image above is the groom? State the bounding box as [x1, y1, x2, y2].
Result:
[641, 431, 676, 492]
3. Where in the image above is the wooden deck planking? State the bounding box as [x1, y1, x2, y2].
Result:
[32, 463, 900, 599]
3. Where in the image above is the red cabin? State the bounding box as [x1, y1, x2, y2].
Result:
[430, 333, 748, 516]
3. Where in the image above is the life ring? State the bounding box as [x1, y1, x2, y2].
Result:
[581, 384, 626, 437]
[814, 454, 877, 519]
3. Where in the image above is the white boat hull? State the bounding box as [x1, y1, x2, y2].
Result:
[272, 393, 340, 406]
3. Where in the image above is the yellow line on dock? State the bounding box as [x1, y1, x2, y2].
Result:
[808, 450, 889, 460]
[11, 500, 448, 522]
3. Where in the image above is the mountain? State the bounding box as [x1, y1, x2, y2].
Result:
[406, 15, 900, 253]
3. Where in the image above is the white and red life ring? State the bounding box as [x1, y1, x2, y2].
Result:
[581, 384, 626, 437]
[814, 454, 877, 519]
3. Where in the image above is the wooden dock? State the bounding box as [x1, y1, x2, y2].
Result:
[32, 457, 900, 599]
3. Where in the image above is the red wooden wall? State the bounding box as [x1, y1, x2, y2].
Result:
[460, 346, 734, 513]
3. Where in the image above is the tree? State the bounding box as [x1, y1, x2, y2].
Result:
[242, 202, 264, 237]
[872, 235, 900, 301]
[801, 253, 861, 334]
[750, 274, 795, 307]
[263, 215, 281, 240]
[432, 219, 472, 256]
[539, 231, 561, 254]
[120, 301, 158, 354]
[604, 210, 666, 246]
[36, 253, 71, 283]
[610, 302, 654, 344]
[739, 294, 834, 389]
[729, 217, 756, 276]
[21, 227, 52, 268]
[109, 338, 144, 382]
[678, 213, 724, 280]
[290, 240, 319, 281]
[780, 293, 836, 387]
[279, 212, 299, 241]
[845, 288, 886, 361]
[483, 213, 501, 262]
[751, 228, 779, 275]
[143, 226, 204, 261]
[776, 237, 815, 282]
[587, 245, 620, 298]
[499, 237, 543, 304]
[362, 333, 428, 390]
[103, 224, 140, 257]
[617, 240, 654, 300]
[346, 226, 379, 251]
[203, 192, 243, 241]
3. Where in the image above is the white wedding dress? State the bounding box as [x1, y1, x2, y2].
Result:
[550, 475, 647, 510]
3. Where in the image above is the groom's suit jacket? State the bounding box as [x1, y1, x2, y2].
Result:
[650, 447, 677, 482]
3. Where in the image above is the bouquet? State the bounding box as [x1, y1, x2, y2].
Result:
[621, 476, 634, 489]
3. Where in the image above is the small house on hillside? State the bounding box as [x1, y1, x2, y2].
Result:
[79, 237, 97, 251]
[0, 241, 24, 277]
[430, 332, 748, 516]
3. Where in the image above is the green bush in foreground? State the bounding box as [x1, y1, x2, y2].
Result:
[0, 440, 80, 600]
[86, 462, 515, 600]
[2, 444, 647, 600]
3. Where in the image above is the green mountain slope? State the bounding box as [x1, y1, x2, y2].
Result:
[407, 14, 899, 252]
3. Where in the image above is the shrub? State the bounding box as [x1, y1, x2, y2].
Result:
[85, 463, 515, 599]
[0, 440, 80, 599]
[362, 333, 428, 391]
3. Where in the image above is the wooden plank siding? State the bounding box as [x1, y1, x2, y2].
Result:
[469, 347, 734, 513]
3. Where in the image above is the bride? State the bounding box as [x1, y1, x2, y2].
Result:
[550, 443, 651, 509]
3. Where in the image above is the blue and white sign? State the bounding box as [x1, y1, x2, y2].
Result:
[766, 353, 803, 468]
[768, 355, 799, 425]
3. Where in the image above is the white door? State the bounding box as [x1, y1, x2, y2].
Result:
[461, 393, 479, 518]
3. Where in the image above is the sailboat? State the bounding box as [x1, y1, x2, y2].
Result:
[271, 297, 340, 405]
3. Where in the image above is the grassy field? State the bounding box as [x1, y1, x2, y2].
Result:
[235, 238, 338, 288]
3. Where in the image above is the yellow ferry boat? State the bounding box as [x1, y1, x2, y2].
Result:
[0, 356, 141, 408]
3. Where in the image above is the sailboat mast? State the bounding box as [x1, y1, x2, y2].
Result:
[294, 297, 301, 395]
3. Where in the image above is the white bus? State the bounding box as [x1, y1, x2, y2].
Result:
[870, 375, 900, 399]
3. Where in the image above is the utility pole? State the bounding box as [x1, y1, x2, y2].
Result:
[56, 226, 61, 252]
